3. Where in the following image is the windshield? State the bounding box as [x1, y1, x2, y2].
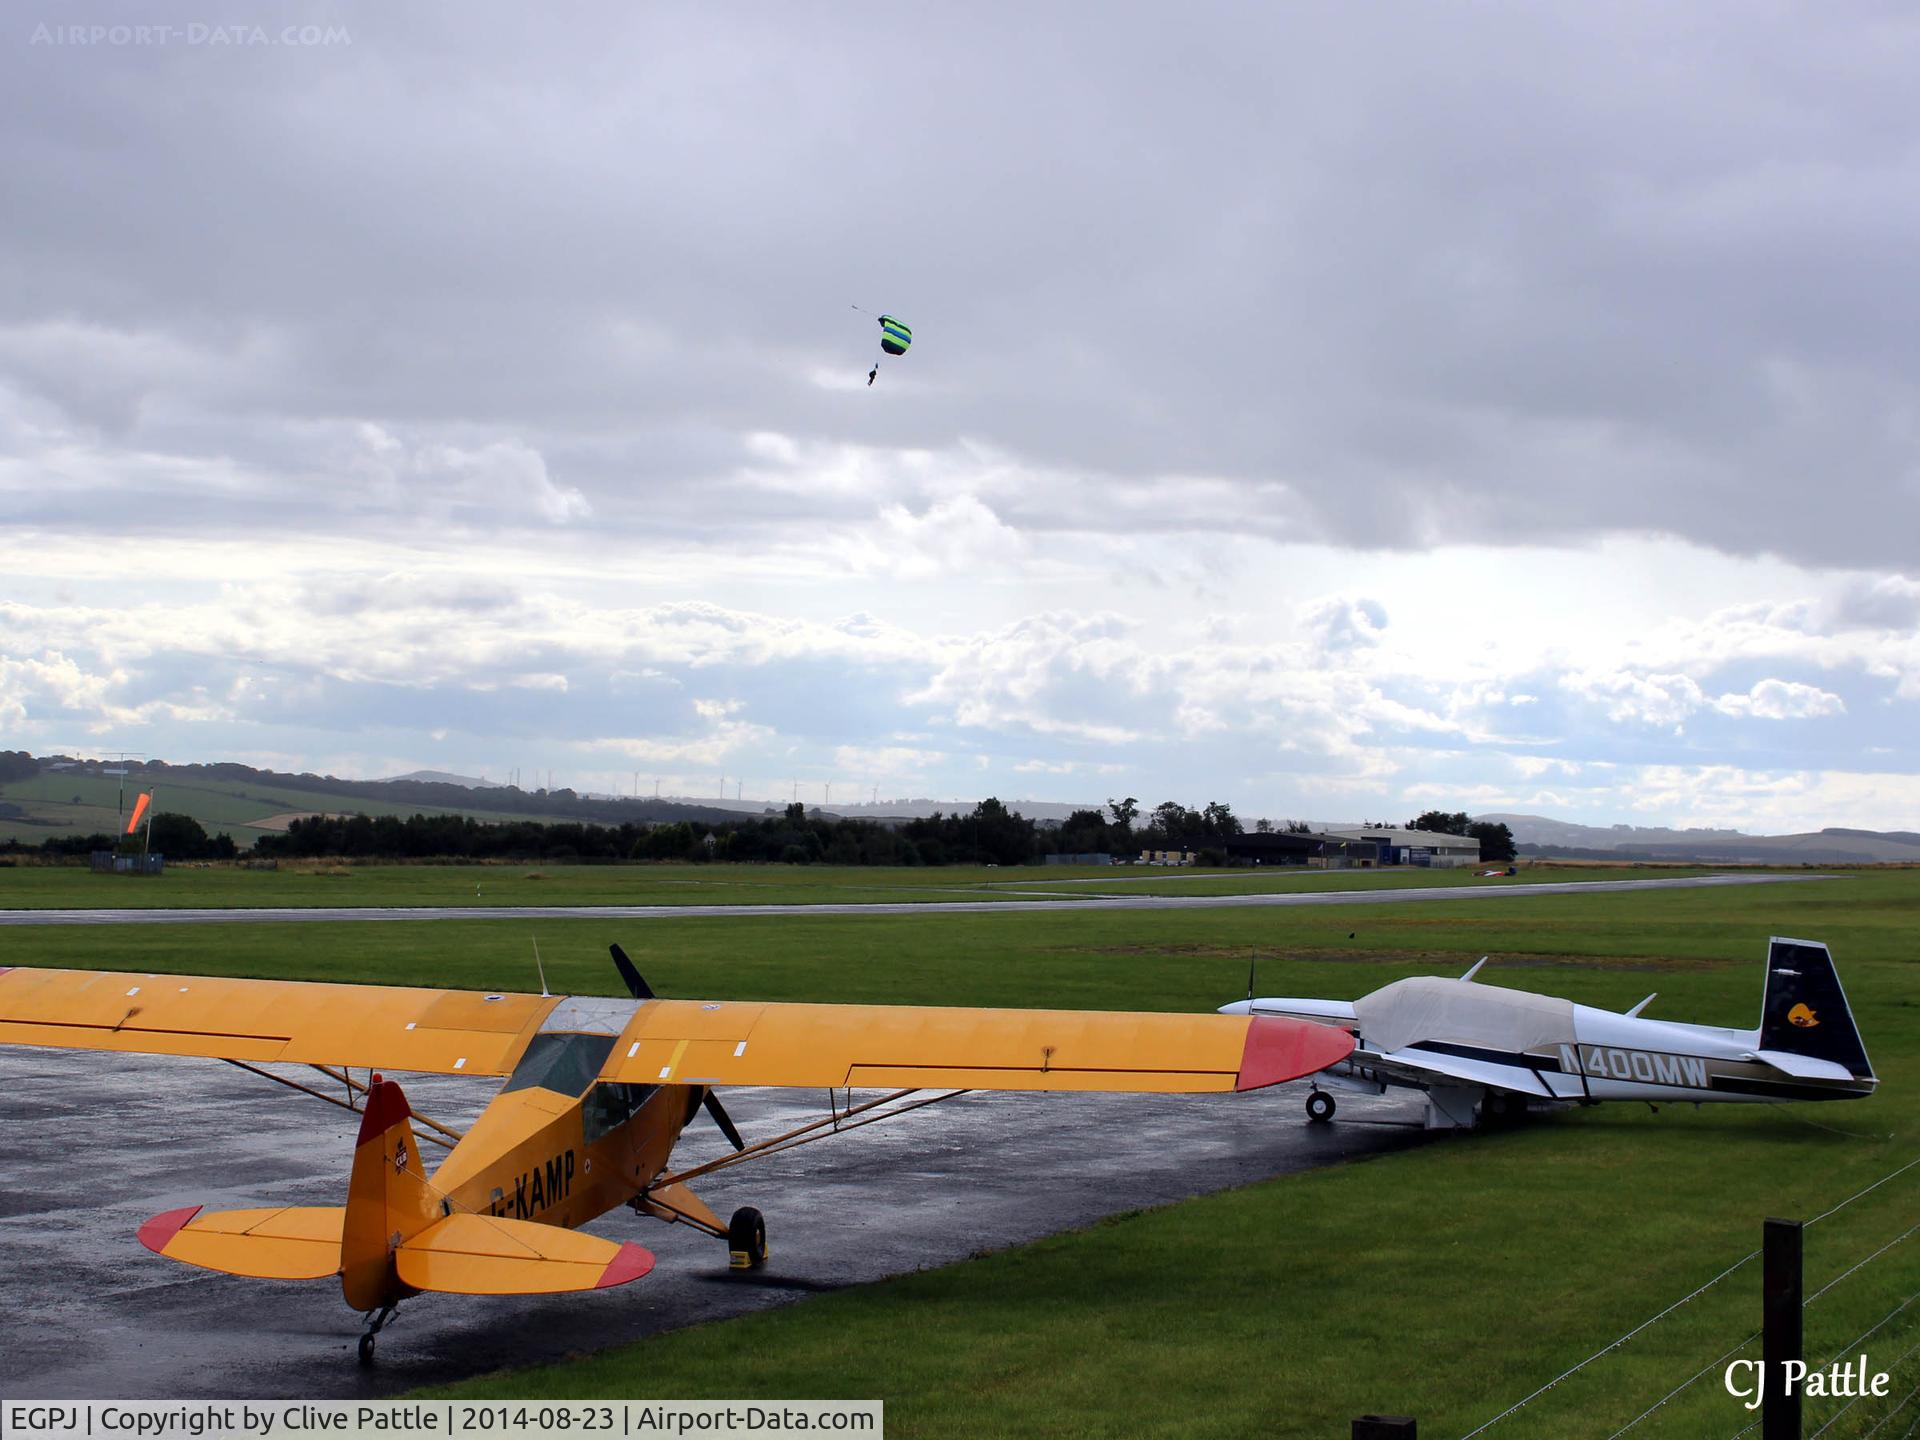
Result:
[502, 1031, 616, 1097]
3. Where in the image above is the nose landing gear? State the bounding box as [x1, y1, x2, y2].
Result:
[1305, 1089, 1336, 1124]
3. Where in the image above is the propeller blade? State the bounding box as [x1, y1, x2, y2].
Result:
[609, 943, 654, 1000]
[703, 1091, 745, 1151]
[1245, 951, 1257, 1003]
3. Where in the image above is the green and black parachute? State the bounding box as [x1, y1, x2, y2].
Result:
[859, 309, 912, 386]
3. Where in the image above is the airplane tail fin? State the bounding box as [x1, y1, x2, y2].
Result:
[341, 1074, 442, 1311]
[1759, 937, 1874, 1080]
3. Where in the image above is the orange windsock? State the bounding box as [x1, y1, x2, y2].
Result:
[125, 792, 151, 835]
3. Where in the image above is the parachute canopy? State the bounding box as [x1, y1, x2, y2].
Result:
[878, 314, 912, 357]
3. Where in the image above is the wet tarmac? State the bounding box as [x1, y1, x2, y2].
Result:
[0, 1046, 1429, 1399]
[0, 871, 1829, 926]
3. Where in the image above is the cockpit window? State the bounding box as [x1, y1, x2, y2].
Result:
[503, 1032, 616, 1097]
[582, 1081, 661, 1144]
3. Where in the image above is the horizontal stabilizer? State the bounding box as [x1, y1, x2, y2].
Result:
[395, 1213, 654, 1295]
[1749, 1048, 1857, 1082]
[139, 1204, 343, 1281]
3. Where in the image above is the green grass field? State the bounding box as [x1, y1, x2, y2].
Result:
[0, 858, 1722, 910]
[4, 865, 1918, 1436]
[0, 768, 577, 845]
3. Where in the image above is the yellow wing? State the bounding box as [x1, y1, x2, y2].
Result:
[607, 999, 1353, 1093]
[0, 967, 1354, 1093]
[0, 966, 558, 1076]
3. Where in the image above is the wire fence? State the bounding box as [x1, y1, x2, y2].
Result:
[1458, 1148, 1920, 1440]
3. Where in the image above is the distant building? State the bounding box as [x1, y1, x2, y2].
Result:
[90, 851, 164, 875]
[1224, 833, 1380, 868]
[1137, 848, 1195, 866]
[1325, 826, 1481, 868]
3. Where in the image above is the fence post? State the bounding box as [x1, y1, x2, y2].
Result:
[1353, 1418, 1416, 1439]
[1764, 1216, 1804, 1440]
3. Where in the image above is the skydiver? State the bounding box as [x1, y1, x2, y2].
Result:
[867, 365, 878, 386]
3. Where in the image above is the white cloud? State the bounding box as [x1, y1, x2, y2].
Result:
[855, 494, 1026, 580]
[1711, 678, 1845, 720]
[1298, 594, 1389, 654]
[1560, 668, 1706, 727]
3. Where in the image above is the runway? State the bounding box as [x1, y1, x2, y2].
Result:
[0, 1047, 1427, 1399]
[0, 871, 1831, 926]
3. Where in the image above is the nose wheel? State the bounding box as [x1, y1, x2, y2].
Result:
[1306, 1090, 1337, 1124]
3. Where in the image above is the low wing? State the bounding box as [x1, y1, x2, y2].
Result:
[0, 966, 558, 1076]
[608, 1000, 1354, 1093]
[395, 1214, 653, 1295]
[1355, 1046, 1557, 1098]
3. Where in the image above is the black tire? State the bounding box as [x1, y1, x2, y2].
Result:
[1306, 1091, 1336, 1124]
[1483, 1092, 1528, 1126]
[357, 1332, 376, 1366]
[728, 1206, 768, 1270]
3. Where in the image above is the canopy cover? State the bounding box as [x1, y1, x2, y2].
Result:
[1353, 976, 1575, 1056]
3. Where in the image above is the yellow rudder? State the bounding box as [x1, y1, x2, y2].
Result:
[341, 1073, 442, 1313]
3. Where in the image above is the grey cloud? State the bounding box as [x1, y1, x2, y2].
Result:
[6, 2, 1920, 562]
[1831, 575, 1920, 631]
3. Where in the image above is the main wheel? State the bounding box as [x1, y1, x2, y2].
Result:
[727, 1206, 768, 1270]
[357, 1332, 376, 1366]
[1483, 1093, 1528, 1126]
[1306, 1091, 1336, 1124]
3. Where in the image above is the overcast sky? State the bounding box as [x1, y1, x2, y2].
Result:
[3, 1, 1918, 831]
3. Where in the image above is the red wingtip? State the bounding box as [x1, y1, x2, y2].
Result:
[357, 1076, 411, 1144]
[138, 1204, 203, 1255]
[594, 1241, 656, 1289]
[1235, 1015, 1356, 1092]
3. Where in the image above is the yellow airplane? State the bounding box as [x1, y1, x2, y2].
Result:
[0, 946, 1352, 1363]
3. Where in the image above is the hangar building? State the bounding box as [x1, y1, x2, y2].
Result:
[1324, 826, 1483, 868]
[1223, 833, 1380, 868]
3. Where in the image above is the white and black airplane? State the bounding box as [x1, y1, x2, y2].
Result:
[1220, 937, 1876, 1129]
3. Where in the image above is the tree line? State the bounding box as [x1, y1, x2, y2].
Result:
[0, 793, 1513, 865]
[246, 799, 1058, 866]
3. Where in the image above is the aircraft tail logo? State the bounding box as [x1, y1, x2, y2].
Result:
[1760, 939, 1870, 1079]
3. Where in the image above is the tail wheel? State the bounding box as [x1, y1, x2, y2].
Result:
[1306, 1090, 1336, 1124]
[357, 1333, 376, 1366]
[728, 1206, 768, 1270]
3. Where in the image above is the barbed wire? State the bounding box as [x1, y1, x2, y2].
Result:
[1463, 1149, 1920, 1438]
[1457, 1249, 1761, 1439]
[1725, 1289, 1920, 1440]
[1845, 1338, 1920, 1439]
[1810, 1153, 1920, 1226]
[1809, 1223, 1920, 1307]
[1604, 1328, 1761, 1438]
